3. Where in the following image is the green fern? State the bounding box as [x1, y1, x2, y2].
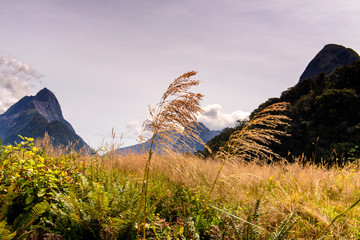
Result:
[0, 184, 16, 221]
[209, 205, 269, 236]
[229, 218, 242, 240]
[210, 194, 298, 239]
[13, 201, 49, 240]
[49, 173, 142, 239]
[0, 220, 16, 240]
[242, 195, 262, 239]
[21, 201, 48, 230]
[0, 185, 17, 240]
[270, 213, 298, 240]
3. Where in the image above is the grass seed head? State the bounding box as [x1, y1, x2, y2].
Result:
[217, 102, 291, 163]
[140, 71, 205, 153]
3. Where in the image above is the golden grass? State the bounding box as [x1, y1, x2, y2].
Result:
[35, 126, 360, 238]
[101, 151, 360, 238]
[136, 71, 205, 238]
[216, 102, 290, 163]
[139, 71, 204, 152]
[104, 152, 359, 203]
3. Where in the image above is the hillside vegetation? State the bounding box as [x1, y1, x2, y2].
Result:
[201, 60, 360, 164]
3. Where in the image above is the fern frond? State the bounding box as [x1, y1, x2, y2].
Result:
[20, 201, 49, 230]
[251, 195, 262, 223]
[12, 201, 49, 240]
[0, 184, 15, 221]
[270, 213, 298, 240]
[242, 195, 262, 240]
[209, 205, 269, 234]
[0, 220, 16, 240]
[229, 217, 242, 240]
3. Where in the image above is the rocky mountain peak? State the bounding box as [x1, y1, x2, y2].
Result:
[299, 44, 360, 82]
[0, 88, 86, 151]
[35, 88, 55, 101]
[32, 88, 63, 123]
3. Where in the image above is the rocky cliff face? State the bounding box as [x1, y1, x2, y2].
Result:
[299, 44, 360, 82]
[0, 88, 88, 151]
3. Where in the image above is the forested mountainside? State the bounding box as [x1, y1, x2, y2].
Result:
[200, 46, 360, 163]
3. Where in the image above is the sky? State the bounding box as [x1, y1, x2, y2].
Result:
[1, 0, 360, 148]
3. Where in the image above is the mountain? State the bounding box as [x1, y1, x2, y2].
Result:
[175, 122, 222, 152]
[200, 44, 360, 163]
[299, 44, 360, 82]
[117, 122, 221, 154]
[0, 88, 89, 151]
[268, 60, 360, 163]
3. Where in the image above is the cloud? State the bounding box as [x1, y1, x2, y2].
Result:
[0, 55, 42, 113]
[125, 120, 143, 140]
[124, 104, 250, 143]
[198, 104, 249, 130]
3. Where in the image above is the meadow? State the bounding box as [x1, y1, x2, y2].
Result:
[1, 137, 360, 239]
[1, 72, 360, 239]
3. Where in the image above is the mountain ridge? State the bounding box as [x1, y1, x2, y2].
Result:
[117, 122, 221, 154]
[299, 43, 360, 82]
[0, 88, 88, 151]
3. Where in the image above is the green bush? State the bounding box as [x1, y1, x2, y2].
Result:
[0, 136, 86, 237]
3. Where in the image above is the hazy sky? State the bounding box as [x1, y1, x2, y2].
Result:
[1, 0, 360, 148]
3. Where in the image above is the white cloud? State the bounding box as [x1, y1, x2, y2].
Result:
[0, 55, 42, 113]
[198, 104, 249, 130]
[125, 120, 143, 140]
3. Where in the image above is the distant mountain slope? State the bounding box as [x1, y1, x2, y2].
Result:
[175, 122, 221, 152]
[299, 44, 360, 82]
[0, 88, 88, 151]
[117, 122, 221, 154]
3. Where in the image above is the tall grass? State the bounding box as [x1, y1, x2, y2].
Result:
[209, 102, 290, 196]
[104, 152, 360, 239]
[136, 71, 204, 239]
[2, 136, 360, 238]
[95, 150, 360, 239]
